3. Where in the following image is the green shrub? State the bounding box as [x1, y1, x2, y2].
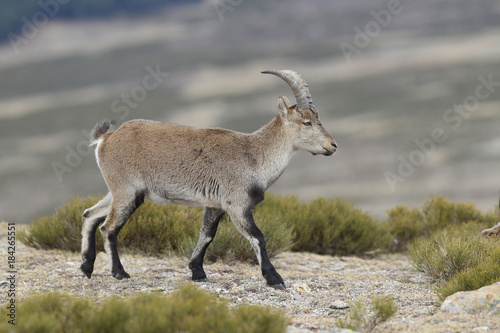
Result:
[386, 205, 426, 252]
[259, 195, 390, 255]
[19, 195, 292, 263]
[0, 284, 288, 333]
[19, 196, 103, 252]
[20, 193, 388, 259]
[19, 196, 204, 254]
[387, 196, 498, 251]
[407, 223, 500, 301]
[120, 201, 203, 255]
[437, 252, 500, 301]
[21, 194, 500, 260]
[408, 224, 484, 281]
[199, 215, 294, 264]
[336, 295, 398, 333]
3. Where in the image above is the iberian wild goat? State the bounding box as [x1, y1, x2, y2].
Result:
[81, 69, 337, 289]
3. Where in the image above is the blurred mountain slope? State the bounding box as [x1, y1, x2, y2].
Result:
[0, 0, 499, 223]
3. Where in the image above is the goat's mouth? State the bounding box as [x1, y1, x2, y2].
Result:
[312, 147, 336, 156]
[322, 147, 335, 156]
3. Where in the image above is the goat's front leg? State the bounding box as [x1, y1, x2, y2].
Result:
[189, 207, 226, 281]
[229, 208, 285, 289]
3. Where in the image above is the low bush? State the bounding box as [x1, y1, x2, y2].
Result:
[294, 197, 391, 255]
[387, 196, 498, 251]
[19, 195, 293, 263]
[0, 284, 288, 333]
[19, 196, 104, 252]
[336, 295, 398, 332]
[437, 252, 500, 301]
[260, 194, 391, 255]
[20, 193, 386, 260]
[23, 194, 496, 261]
[198, 215, 294, 264]
[386, 205, 426, 252]
[19, 196, 204, 254]
[407, 223, 500, 301]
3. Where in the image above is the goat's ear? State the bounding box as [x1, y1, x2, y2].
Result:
[277, 96, 293, 121]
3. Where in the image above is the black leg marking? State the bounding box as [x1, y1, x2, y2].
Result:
[108, 232, 130, 280]
[249, 223, 285, 289]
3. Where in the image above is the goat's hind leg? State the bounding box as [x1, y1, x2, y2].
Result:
[189, 207, 225, 282]
[99, 191, 144, 280]
[81, 193, 112, 279]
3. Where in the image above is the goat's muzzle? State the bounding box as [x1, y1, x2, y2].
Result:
[322, 142, 337, 156]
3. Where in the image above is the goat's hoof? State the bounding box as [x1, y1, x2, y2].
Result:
[193, 277, 209, 282]
[80, 262, 93, 279]
[190, 269, 208, 282]
[264, 269, 285, 288]
[112, 271, 131, 280]
[269, 283, 286, 290]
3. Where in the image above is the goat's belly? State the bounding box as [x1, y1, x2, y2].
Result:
[146, 191, 197, 206]
[145, 191, 221, 209]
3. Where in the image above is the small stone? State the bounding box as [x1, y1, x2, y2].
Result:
[330, 300, 349, 309]
[292, 282, 311, 293]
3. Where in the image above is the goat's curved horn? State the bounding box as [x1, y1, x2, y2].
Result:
[261, 69, 313, 108]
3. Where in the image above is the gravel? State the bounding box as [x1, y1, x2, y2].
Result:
[1, 222, 499, 332]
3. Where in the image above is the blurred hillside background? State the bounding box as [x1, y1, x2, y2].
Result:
[1, 0, 499, 223]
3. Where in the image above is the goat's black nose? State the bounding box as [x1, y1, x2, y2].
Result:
[332, 142, 338, 149]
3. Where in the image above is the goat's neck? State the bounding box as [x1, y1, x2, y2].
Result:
[250, 116, 295, 189]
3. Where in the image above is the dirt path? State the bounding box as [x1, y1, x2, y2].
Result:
[1, 222, 499, 332]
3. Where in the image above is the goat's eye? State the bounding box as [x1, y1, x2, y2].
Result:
[303, 121, 312, 127]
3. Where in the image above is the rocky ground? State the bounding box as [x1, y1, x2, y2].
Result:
[1, 222, 499, 332]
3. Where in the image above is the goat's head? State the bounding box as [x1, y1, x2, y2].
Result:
[262, 69, 337, 156]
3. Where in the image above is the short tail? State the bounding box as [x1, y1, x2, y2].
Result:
[90, 120, 116, 146]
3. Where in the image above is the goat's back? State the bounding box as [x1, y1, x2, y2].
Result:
[96, 120, 258, 206]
